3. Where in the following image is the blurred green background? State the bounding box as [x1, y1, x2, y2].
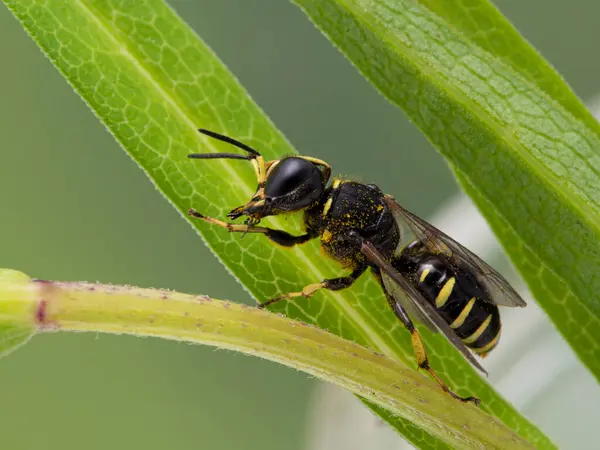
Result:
[1, 1, 598, 449]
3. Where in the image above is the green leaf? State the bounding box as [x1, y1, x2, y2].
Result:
[293, 0, 600, 435]
[0, 268, 533, 449]
[2, 0, 552, 448]
[401, 0, 599, 130]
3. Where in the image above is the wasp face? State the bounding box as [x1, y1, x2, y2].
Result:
[189, 129, 332, 226]
[229, 157, 327, 222]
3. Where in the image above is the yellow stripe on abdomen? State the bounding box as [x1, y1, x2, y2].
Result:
[435, 277, 455, 308]
[473, 330, 501, 357]
[450, 297, 476, 329]
[463, 314, 492, 345]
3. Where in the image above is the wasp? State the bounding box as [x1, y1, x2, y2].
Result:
[188, 129, 527, 405]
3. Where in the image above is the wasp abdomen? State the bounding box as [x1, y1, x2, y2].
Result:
[396, 245, 502, 356]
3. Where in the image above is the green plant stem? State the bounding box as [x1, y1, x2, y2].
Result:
[0, 272, 531, 450]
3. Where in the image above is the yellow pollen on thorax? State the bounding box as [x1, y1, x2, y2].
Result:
[322, 197, 333, 216]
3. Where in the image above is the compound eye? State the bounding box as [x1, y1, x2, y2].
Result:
[265, 157, 320, 197]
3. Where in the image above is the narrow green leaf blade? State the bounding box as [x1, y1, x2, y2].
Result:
[292, 0, 600, 441]
[2, 0, 552, 448]
[415, 0, 599, 131]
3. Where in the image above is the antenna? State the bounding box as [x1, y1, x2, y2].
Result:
[191, 128, 261, 157]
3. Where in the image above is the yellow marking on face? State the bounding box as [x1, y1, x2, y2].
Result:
[463, 314, 492, 345]
[264, 159, 280, 180]
[250, 158, 260, 177]
[332, 178, 342, 189]
[258, 156, 266, 183]
[473, 330, 501, 358]
[435, 277, 455, 308]
[376, 204, 384, 211]
[419, 268, 431, 283]
[322, 229, 332, 243]
[450, 297, 476, 329]
[302, 156, 330, 168]
[250, 157, 267, 184]
[322, 197, 333, 216]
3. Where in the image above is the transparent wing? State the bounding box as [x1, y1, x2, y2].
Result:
[360, 239, 487, 374]
[384, 195, 526, 308]
[381, 272, 438, 333]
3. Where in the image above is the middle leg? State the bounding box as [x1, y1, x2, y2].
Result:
[258, 263, 367, 309]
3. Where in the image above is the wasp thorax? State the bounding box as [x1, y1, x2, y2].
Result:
[265, 157, 324, 211]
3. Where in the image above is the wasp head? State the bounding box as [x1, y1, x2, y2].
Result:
[189, 129, 331, 224]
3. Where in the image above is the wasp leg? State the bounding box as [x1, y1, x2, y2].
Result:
[258, 264, 367, 309]
[380, 286, 480, 405]
[188, 209, 315, 247]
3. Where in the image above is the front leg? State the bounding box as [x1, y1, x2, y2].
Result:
[258, 263, 367, 308]
[188, 208, 315, 247]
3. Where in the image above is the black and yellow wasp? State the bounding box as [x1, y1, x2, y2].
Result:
[188, 129, 527, 405]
